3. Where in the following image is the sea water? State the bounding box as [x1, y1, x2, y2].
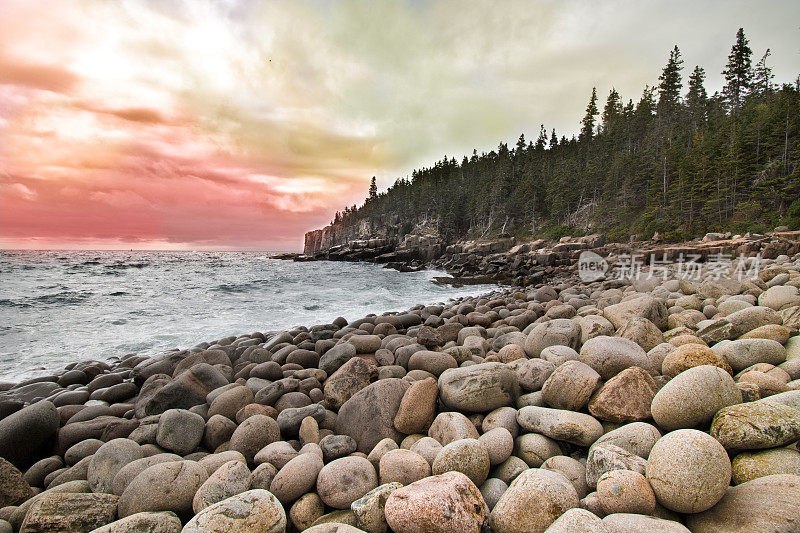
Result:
[0, 250, 497, 380]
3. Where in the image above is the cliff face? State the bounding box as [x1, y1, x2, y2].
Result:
[303, 218, 398, 255]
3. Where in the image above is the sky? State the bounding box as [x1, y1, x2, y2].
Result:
[1, 0, 798, 251]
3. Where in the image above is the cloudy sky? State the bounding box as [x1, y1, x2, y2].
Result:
[1, 0, 798, 250]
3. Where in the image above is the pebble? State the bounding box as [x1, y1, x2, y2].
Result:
[269, 452, 324, 505]
[596, 469, 655, 515]
[317, 456, 378, 509]
[731, 447, 800, 484]
[155, 409, 205, 455]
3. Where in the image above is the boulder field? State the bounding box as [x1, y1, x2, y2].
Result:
[0, 253, 800, 532]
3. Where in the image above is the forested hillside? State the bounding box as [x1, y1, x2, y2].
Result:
[331, 28, 800, 244]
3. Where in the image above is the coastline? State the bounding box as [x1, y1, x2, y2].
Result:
[0, 241, 799, 531]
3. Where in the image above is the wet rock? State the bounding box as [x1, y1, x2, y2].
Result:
[0, 401, 59, 469]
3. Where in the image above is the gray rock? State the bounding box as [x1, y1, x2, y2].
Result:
[88, 511, 182, 533]
[155, 409, 205, 455]
[517, 406, 603, 447]
[524, 319, 582, 357]
[229, 414, 281, 463]
[19, 492, 118, 532]
[277, 404, 326, 436]
[182, 489, 286, 533]
[87, 438, 143, 494]
[0, 401, 59, 469]
[334, 379, 410, 453]
[438, 363, 519, 413]
[118, 460, 208, 517]
[579, 336, 654, 379]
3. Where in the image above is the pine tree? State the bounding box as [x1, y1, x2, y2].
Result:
[686, 66, 708, 129]
[580, 87, 599, 142]
[368, 176, 377, 200]
[657, 46, 684, 117]
[535, 125, 547, 150]
[722, 28, 753, 111]
[549, 128, 558, 149]
[753, 48, 775, 96]
[601, 88, 622, 133]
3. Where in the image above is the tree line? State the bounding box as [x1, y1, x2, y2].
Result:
[331, 28, 800, 243]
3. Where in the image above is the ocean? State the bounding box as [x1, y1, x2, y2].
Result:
[0, 250, 497, 381]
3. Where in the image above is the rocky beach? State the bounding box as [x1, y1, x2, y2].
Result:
[1, 235, 800, 532]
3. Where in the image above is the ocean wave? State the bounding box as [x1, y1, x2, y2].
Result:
[0, 299, 32, 309]
[32, 291, 93, 305]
